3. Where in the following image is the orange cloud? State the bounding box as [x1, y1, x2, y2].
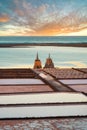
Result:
[30, 20, 87, 36]
[31, 22, 61, 36]
[0, 15, 10, 22]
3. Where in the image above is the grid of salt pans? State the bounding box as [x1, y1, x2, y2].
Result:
[0, 93, 87, 118]
[44, 68, 87, 79]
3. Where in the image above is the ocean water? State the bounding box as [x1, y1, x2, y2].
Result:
[0, 36, 87, 44]
[0, 36, 87, 68]
[0, 46, 87, 68]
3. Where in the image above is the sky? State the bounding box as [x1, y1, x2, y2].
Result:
[0, 0, 87, 36]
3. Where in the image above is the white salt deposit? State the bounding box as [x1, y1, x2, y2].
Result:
[0, 79, 45, 85]
[0, 93, 87, 105]
[0, 105, 87, 118]
[59, 79, 87, 85]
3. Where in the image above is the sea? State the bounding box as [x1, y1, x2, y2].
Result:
[0, 36, 87, 44]
[0, 36, 87, 68]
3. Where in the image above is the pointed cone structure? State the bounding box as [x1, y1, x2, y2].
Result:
[36, 52, 39, 60]
[44, 54, 54, 68]
[49, 53, 50, 59]
[33, 53, 42, 69]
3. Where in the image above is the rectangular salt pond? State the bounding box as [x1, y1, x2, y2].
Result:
[0, 85, 53, 93]
[0, 93, 87, 105]
[68, 85, 87, 93]
[0, 79, 45, 85]
[0, 105, 87, 118]
[59, 79, 87, 85]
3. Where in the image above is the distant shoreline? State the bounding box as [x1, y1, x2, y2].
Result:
[0, 43, 87, 47]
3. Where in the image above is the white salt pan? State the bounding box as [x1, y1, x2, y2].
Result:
[0, 93, 87, 105]
[59, 79, 87, 85]
[0, 105, 87, 118]
[0, 79, 44, 85]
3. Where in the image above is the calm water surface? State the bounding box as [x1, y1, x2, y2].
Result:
[0, 36, 87, 44]
[0, 46, 87, 68]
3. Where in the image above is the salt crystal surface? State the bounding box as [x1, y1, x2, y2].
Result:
[59, 79, 87, 85]
[0, 93, 87, 104]
[0, 79, 45, 85]
[0, 105, 87, 118]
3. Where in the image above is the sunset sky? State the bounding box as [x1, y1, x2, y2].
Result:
[0, 0, 87, 36]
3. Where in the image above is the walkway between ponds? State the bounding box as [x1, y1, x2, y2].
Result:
[33, 70, 75, 92]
